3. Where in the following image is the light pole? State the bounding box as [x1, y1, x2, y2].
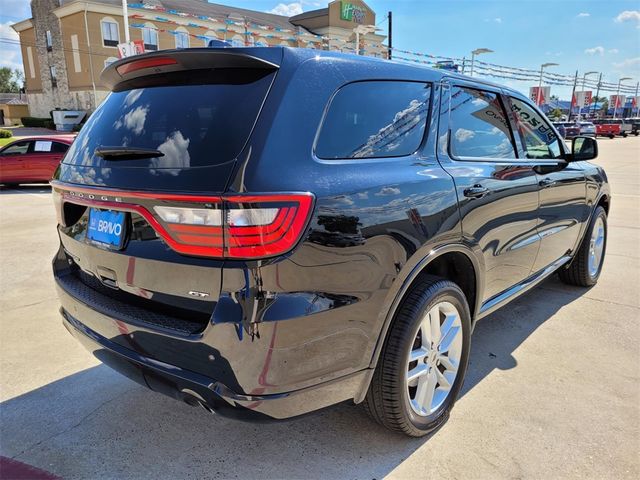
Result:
[614, 77, 632, 118]
[353, 24, 377, 55]
[469, 48, 493, 77]
[537, 62, 558, 107]
[580, 71, 598, 120]
[121, 0, 130, 43]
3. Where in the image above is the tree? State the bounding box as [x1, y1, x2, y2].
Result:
[0, 67, 25, 93]
[550, 108, 563, 120]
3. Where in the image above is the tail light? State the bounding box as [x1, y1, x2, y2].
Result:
[116, 57, 178, 75]
[52, 183, 314, 260]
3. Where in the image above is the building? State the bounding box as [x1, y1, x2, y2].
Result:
[0, 94, 30, 126]
[12, 0, 386, 118]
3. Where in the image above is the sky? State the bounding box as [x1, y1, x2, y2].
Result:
[1, 0, 639, 99]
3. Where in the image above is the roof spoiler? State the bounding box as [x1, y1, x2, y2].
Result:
[101, 48, 281, 90]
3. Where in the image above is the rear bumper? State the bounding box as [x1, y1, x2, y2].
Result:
[60, 306, 368, 420]
[55, 278, 369, 420]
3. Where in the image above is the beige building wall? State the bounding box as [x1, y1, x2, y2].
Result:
[13, 0, 384, 117]
[0, 104, 30, 126]
[19, 27, 42, 93]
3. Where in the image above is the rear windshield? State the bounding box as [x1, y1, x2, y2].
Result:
[63, 69, 274, 169]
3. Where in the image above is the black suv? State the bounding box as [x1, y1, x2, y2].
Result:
[52, 48, 609, 436]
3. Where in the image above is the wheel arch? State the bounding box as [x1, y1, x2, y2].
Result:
[354, 243, 483, 404]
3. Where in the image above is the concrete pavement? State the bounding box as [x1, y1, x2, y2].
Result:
[0, 138, 638, 479]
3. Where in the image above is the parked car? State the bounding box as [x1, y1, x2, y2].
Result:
[593, 119, 621, 139]
[0, 135, 74, 186]
[578, 121, 596, 137]
[610, 119, 632, 137]
[553, 122, 581, 139]
[623, 118, 640, 136]
[51, 48, 610, 437]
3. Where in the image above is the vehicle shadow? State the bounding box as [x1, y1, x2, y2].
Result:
[0, 276, 589, 479]
[0, 185, 52, 195]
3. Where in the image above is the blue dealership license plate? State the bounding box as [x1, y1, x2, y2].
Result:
[87, 208, 126, 249]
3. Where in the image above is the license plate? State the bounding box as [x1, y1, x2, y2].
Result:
[87, 208, 126, 249]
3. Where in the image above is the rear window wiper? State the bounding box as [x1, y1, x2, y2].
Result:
[94, 146, 164, 160]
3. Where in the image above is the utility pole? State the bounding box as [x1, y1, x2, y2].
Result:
[614, 77, 632, 119]
[569, 70, 578, 122]
[593, 73, 602, 118]
[537, 63, 558, 106]
[580, 71, 598, 120]
[122, 0, 130, 43]
[387, 11, 392, 60]
[470, 48, 493, 77]
[635, 82, 639, 117]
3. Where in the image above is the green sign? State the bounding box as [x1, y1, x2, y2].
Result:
[340, 1, 365, 23]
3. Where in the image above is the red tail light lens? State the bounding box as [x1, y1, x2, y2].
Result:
[52, 184, 314, 260]
[116, 57, 178, 75]
[224, 195, 314, 259]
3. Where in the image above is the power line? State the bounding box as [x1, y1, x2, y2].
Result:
[1, 36, 637, 95]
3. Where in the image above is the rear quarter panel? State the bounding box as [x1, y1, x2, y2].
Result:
[213, 53, 464, 393]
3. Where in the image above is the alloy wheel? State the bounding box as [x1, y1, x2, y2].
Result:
[406, 301, 463, 416]
[588, 216, 605, 277]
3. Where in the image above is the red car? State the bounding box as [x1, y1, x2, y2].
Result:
[593, 120, 622, 139]
[0, 135, 75, 186]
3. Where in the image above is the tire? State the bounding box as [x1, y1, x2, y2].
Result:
[363, 275, 471, 437]
[559, 206, 607, 287]
[609, 134, 615, 139]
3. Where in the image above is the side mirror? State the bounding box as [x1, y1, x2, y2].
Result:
[570, 136, 598, 161]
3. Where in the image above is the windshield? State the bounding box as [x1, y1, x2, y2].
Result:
[64, 69, 274, 170]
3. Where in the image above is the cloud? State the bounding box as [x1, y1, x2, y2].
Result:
[584, 46, 605, 56]
[375, 187, 401, 196]
[577, 12, 590, 18]
[493, 17, 502, 23]
[152, 131, 191, 175]
[612, 57, 640, 69]
[115, 105, 148, 135]
[615, 10, 640, 26]
[608, 48, 619, 54]
[0, 22, 23, 72]
[268, 2, 303, 16]
[455, 128, 476, 143]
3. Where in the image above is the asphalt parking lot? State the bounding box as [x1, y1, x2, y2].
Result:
[1, 138, 638, 479]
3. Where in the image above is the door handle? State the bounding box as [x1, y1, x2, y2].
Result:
[539, 178, 557, 188]
[463, 184, 489, 199]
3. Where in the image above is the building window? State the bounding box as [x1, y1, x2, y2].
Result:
[101, 17, 119, 47]
[230, 34, 244, 47]
[175, 27, 189, 49]
[142, 24, 158, 51]
[203, 30, 217, 46]
[254, 37, 268, 47]
[45, 30, 52, 51]
[50, 65, 57, 88]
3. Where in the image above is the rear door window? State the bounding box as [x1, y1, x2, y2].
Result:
[52, 142, 70, 153]
[315, 81, 431, 159]
[509, 97, 562, 159]
[1, 141, 32, 155]
[449, 87, 516, 159]
[63, 69, 275, 169]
